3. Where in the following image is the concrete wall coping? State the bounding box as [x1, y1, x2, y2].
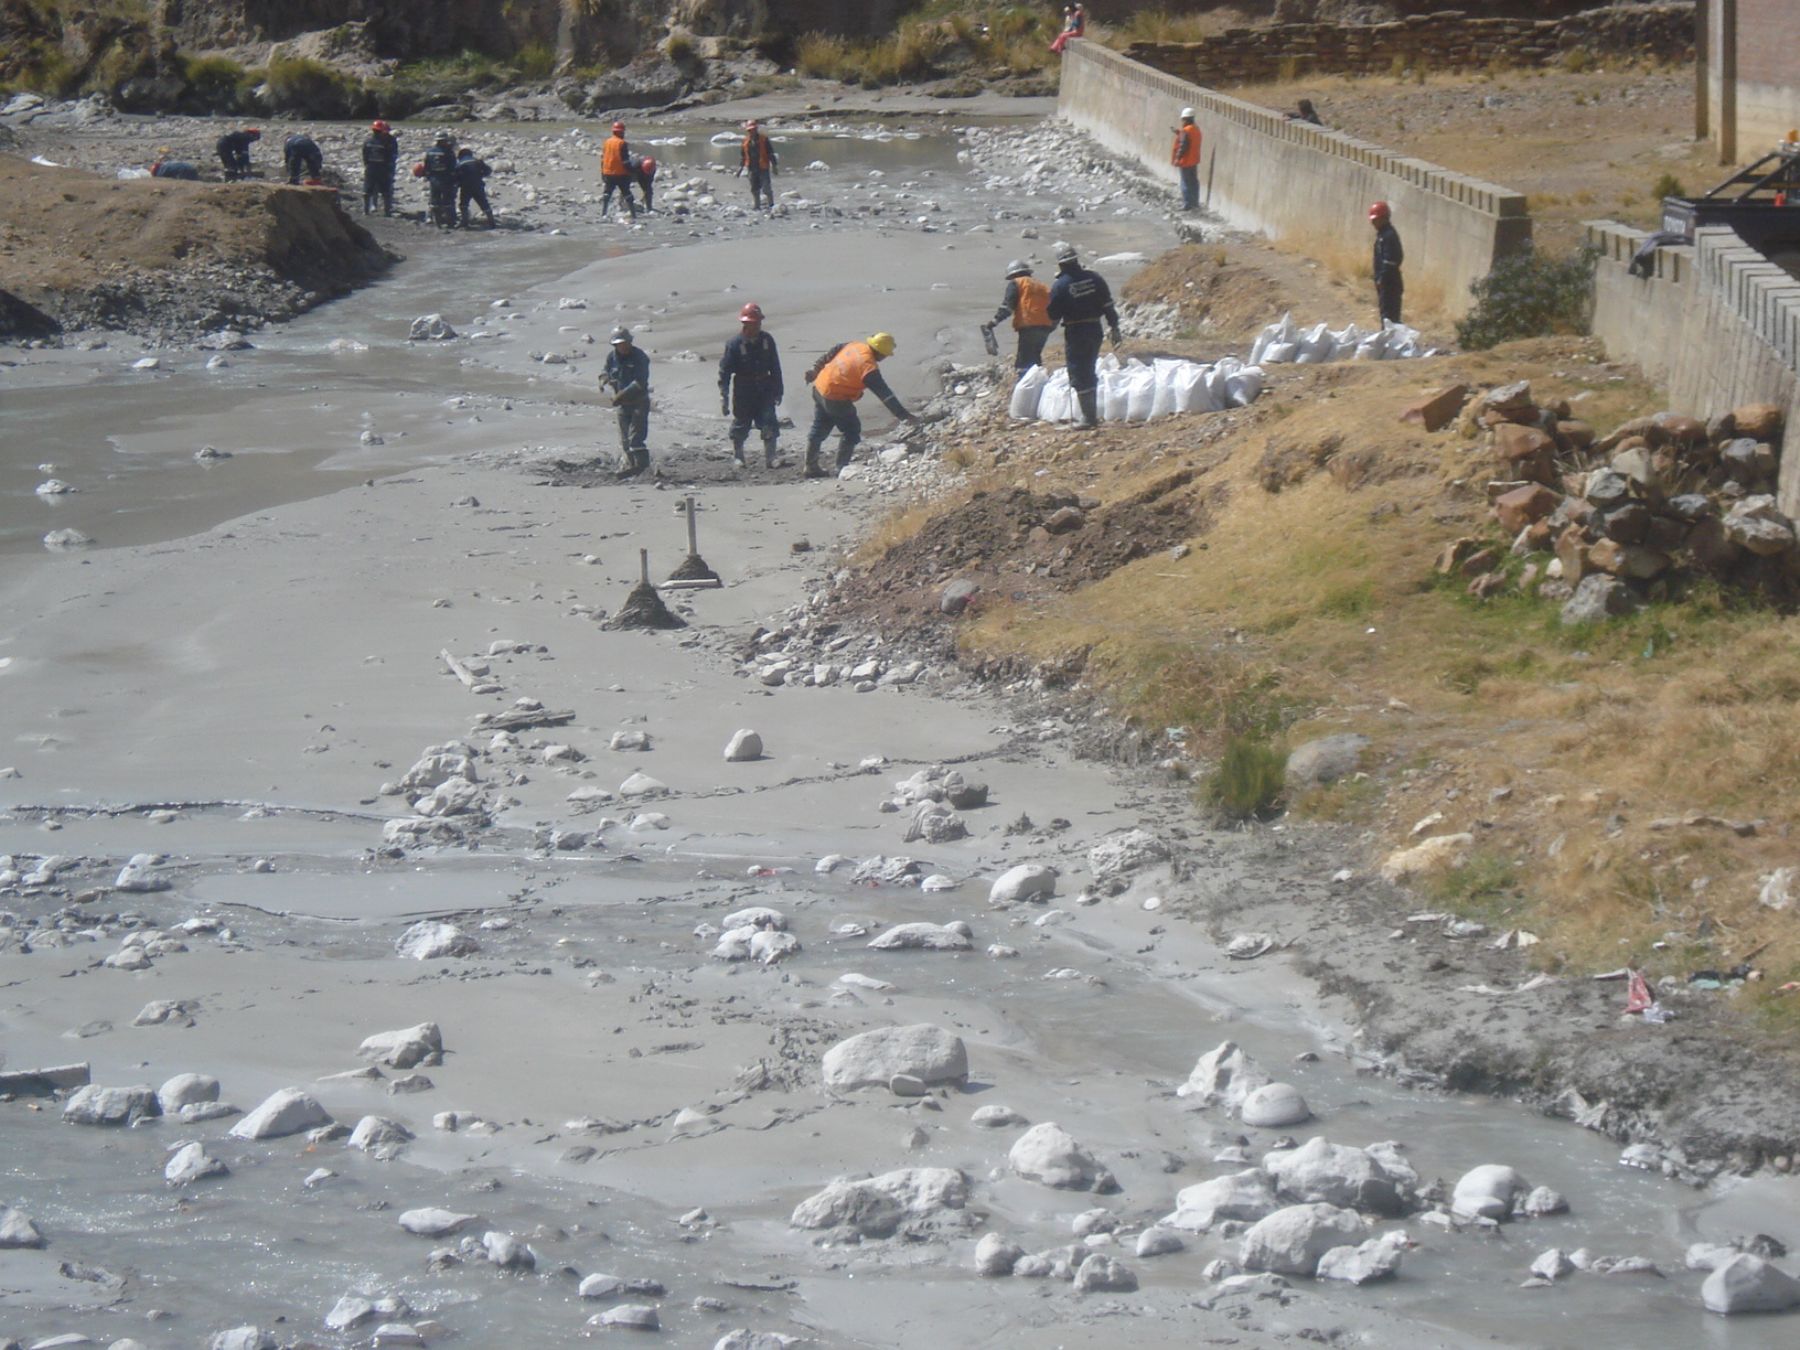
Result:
[1067, 41, 1526, 219]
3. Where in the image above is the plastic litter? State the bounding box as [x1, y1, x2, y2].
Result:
[1249, 311, 1428, 364]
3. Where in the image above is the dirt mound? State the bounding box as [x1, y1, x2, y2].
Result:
[0, 154, 394, 338]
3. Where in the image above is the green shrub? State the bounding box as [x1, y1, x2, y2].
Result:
[1650, 171, 1685, 202]
[513, 42, 557, 81]
[1200, 737, 1288, 821]
[1455, 245, 1598, 351]
[265, 54, 361, 118]
[1560, 46, 1597, 74]
[796, 34, 851, 80]
[181, 54, 249, 110]
[665, 32, 696, 64]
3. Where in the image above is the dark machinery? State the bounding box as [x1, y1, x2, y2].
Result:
[1662, 134, 1800, 250]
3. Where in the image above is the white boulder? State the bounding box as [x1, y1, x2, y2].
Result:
[399, 1208, 479, 1238]
[157, 1073, 220, 1115]
[1264, 1138, 1414, 1215]
[1177, 1041, 1271, 1108]
[1240, 1203, 1365, 1276]
[1163, 1169, 1281, 1233]
[822, 1024, 968, 1090]
[1701, 1253, 1800, 1314]
[1316, 1231, 1407, 1284]
[358, 1023, 443, 1069]
[1240, 1082, 1312, 1128]
[867, 922, 971, 951]
[1087, 828, 1169, 878]
[988, 863, 1057, 906]
[395, 920, 477, 960]
[1008, 1122, 1111, 1191]
[62, 1084, 160, 1126]
[789, 1167, 968, 1237]
[1451, 1163, 1529, 1220]
[229, 1088, 331, 1140]
[724, 729, 764, 761]
[165, 1141, 229, 1186]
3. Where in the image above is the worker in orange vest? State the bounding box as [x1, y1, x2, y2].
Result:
[803, 332, 918, 478]
[600, 120, 637, 220]
[982, 260, 1055, 372]
[1172, 107, 1201, 212]
[739, 120, 778, 210]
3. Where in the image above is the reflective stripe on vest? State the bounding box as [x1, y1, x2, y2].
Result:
[602, 136, 629, 177]
[1013, 277, 1051, 330]
[814, 341, 878, 401]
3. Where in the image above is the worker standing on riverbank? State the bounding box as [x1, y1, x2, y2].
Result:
[740, 120, 777, 210]
[215, 127, 259, 180]
[456, 148, 496, 227]
[420, 132, 459, 228]
[803, 332, 917, 478]
[604, 326, 652, 478]
[720, 302, 785, 469]
[1370, 200, 1404, 325]
[601, 121, 638, 220]
[1046, 241, 1121, 430]
[362, 120, 398, 215]
[283, 131, 323, 185]
[983, 260, 1055, 372]
[1172, 107, 1201, 212]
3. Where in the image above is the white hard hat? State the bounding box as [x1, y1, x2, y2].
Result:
[1054, 240, 1078, 264]
[1180, 107, 1195, 119]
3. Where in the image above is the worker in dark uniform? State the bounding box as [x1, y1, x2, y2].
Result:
[362, 120, 399, 215]
[420, 131, 459, 229]
[283, 131, 323, 185]
[739, 120, 777, 210]
[1045, 241, 1122, 430]
[1370, 200, 1404, 325]
[1292, 98, 1323, 126]
[630, 153, 658, 212]
[215, 127, 260, 180]
[150, 148, 199, 180]
[603, 326, 652, 478]
[983, 260, 1055, 373]
[456, 148, 496, 227]
[719, 302, 784, 469]
[804, 332, 917, 478]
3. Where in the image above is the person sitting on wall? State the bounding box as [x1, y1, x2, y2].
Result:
[1291, 99, 1323, 126]
[1051, 4, 1087, 55]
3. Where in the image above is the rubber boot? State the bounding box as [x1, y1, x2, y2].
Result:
[803, 444, 829, 479]
[763, 434, 781, 469]
[730, 436, 746, 467]
[1076, 388, 1099, 429]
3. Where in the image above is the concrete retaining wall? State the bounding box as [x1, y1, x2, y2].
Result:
[1057, 40, 1530, 319]
[1588, 219, 1800, 513]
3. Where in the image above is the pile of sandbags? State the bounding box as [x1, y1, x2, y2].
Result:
[1010, 354, 1265, 424]
[1249, 313, 1426, 365]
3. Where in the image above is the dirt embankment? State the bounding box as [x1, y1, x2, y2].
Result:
[0, 154, 394, 338]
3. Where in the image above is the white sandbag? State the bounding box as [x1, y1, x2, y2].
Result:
[1123, 368, 1156, 422]
[1149, 359, 1183, 420]
[1225, 364, 1265, 407]
[1260, 340, 1299, 364]
[1248, 311, 1294, 367]
[1099, 366, 1130, 422]
[1294, 322, 1333, 364]
[1009, 365, 1047, 419]
[1038, 368, 1073, 423]
[1174, 364, 1207, 413]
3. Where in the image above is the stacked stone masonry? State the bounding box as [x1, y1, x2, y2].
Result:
[1127, 5, 1694, 87]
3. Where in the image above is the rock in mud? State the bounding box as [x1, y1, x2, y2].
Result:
[1240, 1203, 1366, 1276]
[164, 1141, 229, 1186]
[409, 314, 456, 341]
[134, 999, 198, 1027]
[723, 906, 786, 931]
[399, 1208, 479, 1238]
[1518, 1184, 1567, 1217]
[157, 1073, 220, 1114]
[1701, 1253, 1800, 1314]
[714, 1334, 800, 1350]
[483, 1231, 536, 1269]
[867, 922, 971, 951]
[905, 800, 967, 844]
[1008, 1122, 1112, 1191]
[0, 1206, 46, 1248]
[1316, 1232, 1407, 1284]
[975, 1232, 1024, 1276]
[971, 1104, 1026, 1128]
[789, 1168, 968, 1238]
[395, 920, 477, 960]
[1379, 833, 1475, 882]
[359, 1022, 444, 1069]
[348, 1115, 415, 1154]
[1263, 1138, 1414, 1215]
[114, 852, 170, 892]
[987, 862, 1057, 906]
[1531, 1248, 1575, 1281]
[1073, 1253, 1138, 1293]
[750, 930, 800, 965]
[229, 1088, 330, 1140]
[1177, 1041, 1271, 1109]
[1136, 1226, 1186, 1257]
[1240, 1083, 1311, 1128]
[588, 1303, 660, 1331]
[821, 1024, 968, 1090]
[209, 1329, 276, 1350]
[62, 1084, 160, 1126]
[723, 729, 764, 761]
[1087, 828, 1169, 879]
[1285, 734, 1369, 788]
[1451, 1164, 1529, 1220]
[1163, 1170, 1282, 1233]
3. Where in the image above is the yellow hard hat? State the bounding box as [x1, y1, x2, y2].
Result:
[867, 332, 896, 357]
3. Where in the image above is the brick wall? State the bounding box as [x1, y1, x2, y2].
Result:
[1127, 4, 1694, 87]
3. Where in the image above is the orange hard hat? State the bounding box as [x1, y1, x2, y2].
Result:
[371, 119, 391, 133]
[739, 302, 764, 322]
[244, 127, 261, 137]
[612, 121, 625, 133]
[1368, 200, 1391, 221]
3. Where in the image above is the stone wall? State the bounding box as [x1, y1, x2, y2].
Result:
[1127, 4, 1694, 87]
[1588, 220, 1800, 514]
[1057, 39, 1531, 319]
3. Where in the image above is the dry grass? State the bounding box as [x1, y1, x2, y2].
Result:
[876, 336, 1800, 1023]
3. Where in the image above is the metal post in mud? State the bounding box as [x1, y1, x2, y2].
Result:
[666, 495, 722, 589]
[639, 548, 650, 587]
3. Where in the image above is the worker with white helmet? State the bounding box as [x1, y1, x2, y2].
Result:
[1045, 241, 1121, 430]
[982, 259, 1055, 373]
[719, 302, 785, 469]
[1172, 106, 1202, 212]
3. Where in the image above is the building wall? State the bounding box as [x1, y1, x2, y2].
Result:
[1588, 220, 1800, 513]
[1056, 40, 1531, 318]
[1702, 0, 1800, 163]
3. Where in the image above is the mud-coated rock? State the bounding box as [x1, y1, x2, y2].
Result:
[1264, 1137, 1413, 1215]
[62, 1083, 160, 1127]
[0, 1206, 46, 1248]
[157, 1073, 220, 1115]
[1701, 1253, 1800, 1314]
[1164, 1170, 1281, 1233]
[399, 1208, 478, 1238]
[1240, 1082, 1312, 1128]
[1452, 1164, 1529, 1220]
[395, 920, 477, 960]
[229, 1088, 331, 1140]
[988, 862, 1057, 906]
[975, 1231, 1024, 1275]
[1240, 1203, 1365, 1276]
[1316, 1232, 1407, 1284]
[789, 1167, 968, 1237]
[348, 1115, 415, 1154]
[1087, 828, 1169, 879]
[359, 1022, 443, 1069]
[1284, 734, 1368, 789]
[867, 922, 972, 951]
[1073, 1253, 1137, 1293]
[1176, 1040, 1270, 1108]
[1009, 1122, 1111, 1191]
[821, 1024, 968, 1091]
[723, 729, 764, 762]
[164, 1141, 229, 1186]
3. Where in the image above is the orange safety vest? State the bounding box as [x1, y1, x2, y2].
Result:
[1013, 276, 1051, 330]
[601, 135, 629, 177]
[742, 132, 773, 171]
[814, 341, 880, 401]
[1172, 124, 1200, 169]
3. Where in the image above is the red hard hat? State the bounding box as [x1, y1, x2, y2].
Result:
[245, 127, 261, 137]
[739, 302, 764, 322]
[639, 156, 656, 173]
[371, 119, 390, 132]
[612, 121, 625, 134]
[1368, 200, 1390, 221]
